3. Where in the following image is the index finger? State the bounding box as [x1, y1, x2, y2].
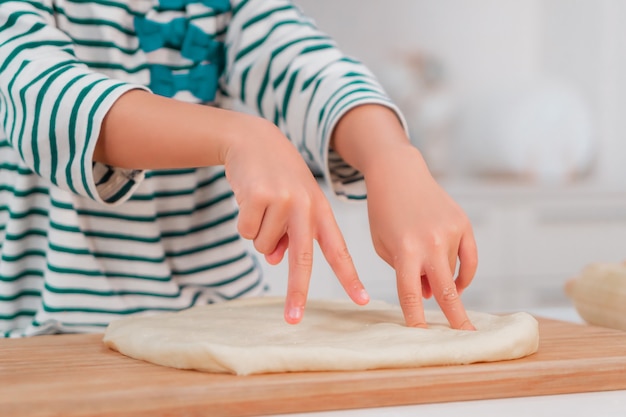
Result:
[284, 211, 314, 325]
[316, 208, 369, 306]
[395, 256, 428, 328]
[427, 257, 475, 330]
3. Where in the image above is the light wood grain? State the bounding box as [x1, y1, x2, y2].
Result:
[1, 318, 626, 417]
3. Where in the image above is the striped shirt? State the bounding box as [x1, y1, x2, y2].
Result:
[0, 0, 402, 337]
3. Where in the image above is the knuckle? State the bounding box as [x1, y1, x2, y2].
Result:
[274, 189, 292, 206]
[294, 251, 314, 269]
[249, 184, 284, 206]
[397, 237, 422, 259]
[427, 232, 446, 251]
[437, 286, 460, 305]
[253, 238, 272, 255]
[399, 293, 423, 309]
[396, 269, 416, 283]
[422, 228, 461, 253]
[249, 185, 271, 202]
[334, 245, 352, 262]
[399, 293, 426, 327]
[237, 219, 257, 240]
[448, 219, 463, 235]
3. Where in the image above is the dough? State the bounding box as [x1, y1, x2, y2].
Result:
[103, 297, 539, 375]
[566, 262, 626, 331]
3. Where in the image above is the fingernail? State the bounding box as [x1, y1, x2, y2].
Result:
[288, 306, 302, 322]
[359, 289, 370, 303]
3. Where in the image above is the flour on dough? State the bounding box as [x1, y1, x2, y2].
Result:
[103, 297, 539, 375]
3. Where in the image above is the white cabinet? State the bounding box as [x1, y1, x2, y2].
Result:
[443, 180, 626, 311]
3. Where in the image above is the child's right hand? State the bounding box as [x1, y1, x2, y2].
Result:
[96, 91, 368, 324]
[222, 117, 370, 324]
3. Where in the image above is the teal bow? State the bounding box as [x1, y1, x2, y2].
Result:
[135, 17, 225, 65]
[134, 16, 188, 53]
[149, 64, 219, 102]
[181, 24, 224, 66]
[158, 0, 231, 13]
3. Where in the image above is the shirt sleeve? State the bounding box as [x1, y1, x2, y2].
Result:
[222, 0, 408, 200]
[0, 0, 148, 204]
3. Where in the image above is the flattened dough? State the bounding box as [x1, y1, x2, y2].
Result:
[103, 297, 539, 375]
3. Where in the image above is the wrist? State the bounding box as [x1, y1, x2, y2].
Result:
[220, 114, 281, 166]
[362, 144, 431, 183]
[331, 104, 427, 176]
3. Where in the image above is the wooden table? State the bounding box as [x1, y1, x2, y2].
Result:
[2, 318, 626, 417]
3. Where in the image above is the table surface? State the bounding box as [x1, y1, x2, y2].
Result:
[271, 307, 626, 417]
[3, 306, 626, 417]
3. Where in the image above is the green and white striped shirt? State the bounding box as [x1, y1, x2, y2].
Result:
[0, 0, 401, 337]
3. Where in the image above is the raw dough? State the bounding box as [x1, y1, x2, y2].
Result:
[565, 262, 626, 331]
[103, 297, 539, 375]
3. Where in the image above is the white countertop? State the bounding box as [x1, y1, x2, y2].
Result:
[264, 308, 626, 417]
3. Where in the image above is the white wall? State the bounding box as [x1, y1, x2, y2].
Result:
[293, 0, 626, 184]
[541, 0, 626, 184]
[294, 0, 542, 97]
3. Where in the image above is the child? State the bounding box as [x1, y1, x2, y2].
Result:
[0, 0, 477, 337]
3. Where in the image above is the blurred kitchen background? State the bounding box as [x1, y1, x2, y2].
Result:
[260, 0, 626, 316]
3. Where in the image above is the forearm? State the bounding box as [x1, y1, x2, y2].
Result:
[95, 90, 265, 170]
[330, 104, 430, 177]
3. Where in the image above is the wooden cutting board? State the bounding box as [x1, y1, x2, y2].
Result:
[2, 318, 626, 417]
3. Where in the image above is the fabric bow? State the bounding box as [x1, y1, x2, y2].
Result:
[135, 17, 225, 66]
[181, 24, 224, 66]
[134, 16, 188, 53]
[149, 64, 219, 102]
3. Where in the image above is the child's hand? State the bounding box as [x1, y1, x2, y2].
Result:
[223, 118, 370, 324]
[331, 104, 478, 330]
[364, 145, 477, 330]
[95, 91, 368, 324]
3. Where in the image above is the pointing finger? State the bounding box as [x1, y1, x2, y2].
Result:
[316, 206, 368, 305]
[284, 211, 314, 325]
[395, 256, 427, 328]
[428, 256, 475, 330]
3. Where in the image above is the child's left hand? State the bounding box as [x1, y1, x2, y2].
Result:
[331, 105, 478, 330]
[363, 145, 477, 330]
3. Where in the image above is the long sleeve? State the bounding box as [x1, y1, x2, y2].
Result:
[0, 0, 148, 204]
[223, 0, 408, 200]
[1, 1, 275, 338]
